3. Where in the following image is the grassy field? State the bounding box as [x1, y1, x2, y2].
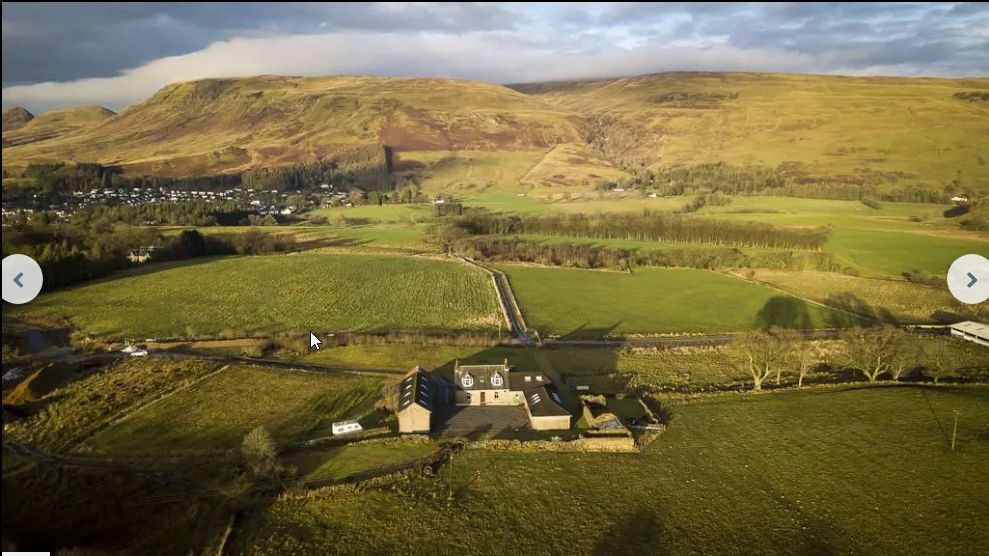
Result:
[15, 254, 501, 338]
[3, 358, 223, 452]
[88, 365, 383, 454]
[229, 386, 989, 555]
[699, 196, 989, 276]
[309, 203, 432, 223]
[750, 269, 989, 323]
[282, 440, 439, 484]
[455, 193, 987, 278]
[501, 266, 844, 336]
[399, 150, 550, 193]
[158, 222, 431, 250]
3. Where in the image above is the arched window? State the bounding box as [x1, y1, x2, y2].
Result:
[490, 371, 504, 388]
[461, 373, 474, 388]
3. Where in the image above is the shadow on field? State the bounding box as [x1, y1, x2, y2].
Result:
[754, 296, 814, 329]
[798, 518, 855, 556]
[593, 506, 670, 556]
[558, 321, 624, 340]
[50, 256, 224, 290]
[289, 235, 369, 252]
[821, 292, 894, 327]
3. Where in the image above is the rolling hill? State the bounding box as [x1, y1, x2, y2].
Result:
[2, 105, 115, 147]
[1, 76, 580, 176]
[2, 72, 987, 190]
[2, 106, 34, 132]
[512, 72, 989, 189]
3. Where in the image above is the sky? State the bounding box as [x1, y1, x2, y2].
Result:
[2, 2, 987, 113]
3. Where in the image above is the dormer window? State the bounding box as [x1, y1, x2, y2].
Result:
[461, 373, 474, 388]
[490, 371, 504, 388]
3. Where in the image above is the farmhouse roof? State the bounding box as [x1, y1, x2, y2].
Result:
[398, 366, 433, 412]
[524, 385, 569, 417]
[510, 372, 550, 391]
[455, 361, 511, 391]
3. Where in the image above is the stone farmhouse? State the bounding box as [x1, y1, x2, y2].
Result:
[397, 361, 571, 433]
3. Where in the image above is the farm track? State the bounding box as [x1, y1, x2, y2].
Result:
[458, 257, 531, 343]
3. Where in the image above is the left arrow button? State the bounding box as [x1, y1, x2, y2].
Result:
[2, 254, 44, 304]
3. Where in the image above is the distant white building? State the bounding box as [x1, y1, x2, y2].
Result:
[951, 196, 968, 203]
[332, 420, 363, 436]
[949, 321, 989, 347]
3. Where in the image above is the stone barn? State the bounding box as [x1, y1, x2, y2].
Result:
[397, 366, 433, 433]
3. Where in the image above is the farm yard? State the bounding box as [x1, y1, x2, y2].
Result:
[12, 253, 502, 339]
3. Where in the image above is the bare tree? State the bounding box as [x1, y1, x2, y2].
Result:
[888, 333, 921, 381]
[788, 334, 820, 388]
[841, 326, 905, 382]
[923, 336, 961, 384]
[732, 328, 786, 391]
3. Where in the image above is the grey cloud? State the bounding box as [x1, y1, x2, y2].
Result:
[1, 2, 519, 86]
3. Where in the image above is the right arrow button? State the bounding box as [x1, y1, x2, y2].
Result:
[947, 254, 989, 305]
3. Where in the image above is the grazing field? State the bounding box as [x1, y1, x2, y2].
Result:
[750, 269, 988, 323]
[3, 358, 223, 452]
[15, 254, 501, 338]
[229, 386, 989, 555]
[701, 196, 989, 276]
[309, 203, 431, 223]
[517, 143, 628, 188]
[282, 440, 439, 484]
[397, 150, 549, 193]
[88, 365, 383, 454]
[458, 191, 550, 214]
[501, 266, 843, 336]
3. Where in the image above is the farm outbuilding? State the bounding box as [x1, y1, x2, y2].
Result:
[949, 321, 989, 347]
[397, 366, 433, 433]
[522, 385, 572, 431]
[332, 420, 363, 436]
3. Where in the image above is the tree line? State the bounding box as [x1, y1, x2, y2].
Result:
[608, 161, 962, 204]
[448, 236, 840, 272]
[442, 209, 830, 250]
[71, 200, 253, 227]
[732, 326, 969, 391]
[1, 218, 287, 290]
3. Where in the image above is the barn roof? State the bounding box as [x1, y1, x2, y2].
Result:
[524, 385, 570, 417]
[398, 366, 433, 412]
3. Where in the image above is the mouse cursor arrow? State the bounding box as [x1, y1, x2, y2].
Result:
[309, 331, 321, 350]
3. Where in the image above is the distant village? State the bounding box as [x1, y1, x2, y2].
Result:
[1, 183, 356, 223]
